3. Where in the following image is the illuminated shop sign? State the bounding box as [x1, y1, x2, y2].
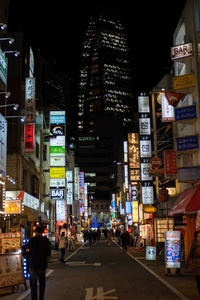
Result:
[161, 94, 175, 122]
[140, 140, 152, 158]
[50, 167, 65, 179]
[50, 178, 65, 188]
[50, 135, 65, 147]
[141, 163, 153, 181]
[132, 201, 139, 223]
[175, 105, 196, 121]
[142, 186, 154, 204]
[138, 96, 150, 113]
[123, 141, 128, 163]
[50, 124, 65, 136]
[0, 48, 7, 89]
[124, 164, 129, 190]
[66, 182, 73, 205]
[139, 118, 151, 135]
[166, 231, 181, 269]
[5, 200, 21, 214]
[50, 156, 65, 167]
[0, 113, 7, 178]
[50, 115, 66, 124]
[50, 146, 65, 156]
[173, 73, 195, 90]
[128, 133, 140, 168]
[24, 123, 34, 154]
[74, 167, 80, 200]
[126, 201, 132, 214]
[50, 189, 65, 200]
[66, 170, 73, 182]
[25, 77, 36, 122]
[176, 135, 199, 151]
[171, 43, 193, 60]
[56, 200, 66, 221]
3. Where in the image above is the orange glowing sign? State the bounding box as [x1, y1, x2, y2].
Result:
[4, 200, 21, 214]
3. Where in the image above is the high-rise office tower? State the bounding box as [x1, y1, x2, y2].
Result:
[76, 15, 134, 224]
[77, 15, 133, 132]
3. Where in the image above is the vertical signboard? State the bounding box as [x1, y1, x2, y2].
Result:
[24, 123, 34, 154]
[74, 167, 80, 200]
[166, 231, 181, 269]
[0, 114, 7, 178]
[56, 200, 66, 221]
[164, 150, 177, 179]
[161, 94, 175, 122]
[25, 78, 36, 122]
[0, 48, 7, 90]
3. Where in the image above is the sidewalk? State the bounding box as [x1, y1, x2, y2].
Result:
[127, 245, 198, 300]
[0, 242, 83, 299]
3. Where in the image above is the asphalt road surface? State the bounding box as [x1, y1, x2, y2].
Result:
[23, 241, 182, 300]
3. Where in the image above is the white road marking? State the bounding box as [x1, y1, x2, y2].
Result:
[16, 269, 53, 300]
[66, 261, 101, 267]
[85, 287, 118, 300]
[113, 240, 189, 300]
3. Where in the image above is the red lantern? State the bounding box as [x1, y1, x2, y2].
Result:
[159, 188, 169, 202]
[44, 228, 48, 236]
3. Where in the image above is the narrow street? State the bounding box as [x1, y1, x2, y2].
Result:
[20, 241, 183, 300]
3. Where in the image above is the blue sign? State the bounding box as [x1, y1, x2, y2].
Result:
[175, 105, 196, 121]
[126, 201, 132, 214]
[50, 115, 66, 124]
[177, 135, 198, 151]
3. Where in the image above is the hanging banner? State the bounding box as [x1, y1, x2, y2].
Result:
[25, 77, 36, 122]
[24, 123, 34, 154]
[164, 150, 177, 178]
[166, 231, 181, 269]
[161, 94, 175, 122]
[0, 113, 7, 178]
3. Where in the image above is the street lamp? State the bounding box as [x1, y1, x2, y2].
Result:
[4, 50, 20, 57]
[0, 38, 15, 45]
[0, 91, 11, 98]
[0, 103, 19, 111]
[0, 23, 7, 30]
[5, 115, 25, 122]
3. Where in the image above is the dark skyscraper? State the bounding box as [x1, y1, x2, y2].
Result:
[77, 15, 134, 132]
[76, 15, 134, 222]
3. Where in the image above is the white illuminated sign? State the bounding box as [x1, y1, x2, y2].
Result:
[50, 178, 65, 188]
[50, 189, 65, 200]
[50, 156, 65, 167]
[50, 135, 65, 146]
[124, 164, 129, 190]
[56, 200, 66, 221]
[25, 77, 36, 122]
[66, 170, 73, 183]
[67, 182, 73, 205]
[171, 42, 193, 60]
[161, 94, 175, 122]
[0, 113, 7, 178]
[139, 118, 151, 135]
[74, 167, 80, 200]
[141, 163, 153, 181]
[138, 96, 150, 113]
[140, 140, 152, 158]
[142, 186, 154, 204]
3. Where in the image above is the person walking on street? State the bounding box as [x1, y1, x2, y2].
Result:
[107, 230, 112, 245]
[186, 230, 200, 296]
[97, 228, 101, 242]
[120, 229, 129, 252]
[58, 232, 66, 262]
[26, 226, 51, 300]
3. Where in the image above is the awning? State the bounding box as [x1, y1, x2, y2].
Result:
[23, 206, 39, 222]
[169, 185, 200, 216]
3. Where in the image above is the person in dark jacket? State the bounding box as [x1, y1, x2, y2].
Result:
[186, 230, 200, 295]
[27, 226, 51, 300]
[120, 229, 130, 252]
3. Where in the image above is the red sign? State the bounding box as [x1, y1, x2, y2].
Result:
[164, 150, 177, 178]
[24, 124, 34, 154]
[165, 91, 185, 107]
[150, 156, 162, 169]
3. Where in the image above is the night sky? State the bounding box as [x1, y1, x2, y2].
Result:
[9, 0, 187, 95]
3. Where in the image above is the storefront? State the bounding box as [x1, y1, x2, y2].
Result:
[169, 184, 200, 258]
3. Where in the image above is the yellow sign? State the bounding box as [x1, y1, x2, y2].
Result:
[143, 206, 157, 213]
[4, 200, 21, 214]
[50, 167, 65, 178]
[173, 74, 195, 90]
[132, 201, 139, 223]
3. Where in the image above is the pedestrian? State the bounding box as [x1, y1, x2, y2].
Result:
[92, 230, 97, 245]
[97, 228, 101, 242]
[104, 228, 108, 240]
[26, 226, 51, 300]
[88, 230, 93, 246]
[186, 230, 200, 296]
[58, 231, 66, 262]
[107, 230, 112, 245]
[120, 229, 129, 252]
